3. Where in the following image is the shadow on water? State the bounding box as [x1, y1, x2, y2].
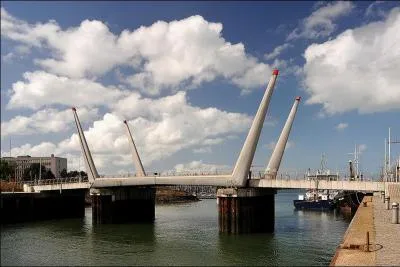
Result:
[217, 233, 278, 266]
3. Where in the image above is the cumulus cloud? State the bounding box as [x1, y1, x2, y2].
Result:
[365, 1, 387, 18]
[7, 71, 126, 110]
[287, 1, 354, 40]
[335, 122, 348, 131]
[1, 8, 272, 95]
[1, 107, 99, 138]
[264, 43, 292, 61]
[3, 142, 59, 158]
[2, 92, 252, 174]
[303, 7, 400, 114]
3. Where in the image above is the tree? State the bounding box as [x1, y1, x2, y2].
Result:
[67, 170, 79, 177]
[22, 163, 46, 181]
[0, 160, 15, 180]
[44, 169, 55, 179]
[60, 168, 68, 178]
[66, 170, 87, 178]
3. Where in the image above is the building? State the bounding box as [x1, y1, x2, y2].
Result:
[1, 154, 67, 181]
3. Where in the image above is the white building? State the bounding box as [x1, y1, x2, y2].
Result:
[2, 154, 67, 181]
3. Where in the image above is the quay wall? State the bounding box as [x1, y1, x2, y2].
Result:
[1, 190, 86, 224]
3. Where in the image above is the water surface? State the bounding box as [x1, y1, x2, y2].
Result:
[1, 191, 349, 266]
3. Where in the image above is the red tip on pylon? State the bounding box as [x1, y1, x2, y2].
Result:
[296, 96, 301, 101]
[123, 120, 127, 124]
[273, 69, 279, 75]
[72, 107, 76, 111]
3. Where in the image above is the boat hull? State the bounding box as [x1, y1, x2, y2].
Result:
[293, 199, 335, 211]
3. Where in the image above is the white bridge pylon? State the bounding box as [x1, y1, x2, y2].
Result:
[72, 69, 299, 188]
[265, 96, 301, 179]
[72, 107, 99, 183]
[123, 120, 146, 177]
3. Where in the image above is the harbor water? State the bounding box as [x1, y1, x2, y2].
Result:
[1, 191, 350, 266]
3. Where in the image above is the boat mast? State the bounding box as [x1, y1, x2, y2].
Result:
[384, 138, 387, 182]
[388, 127, 391, 181]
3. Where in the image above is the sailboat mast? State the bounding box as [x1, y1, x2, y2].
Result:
[384, 138, 387, 181]
[388, 127, 391, 179]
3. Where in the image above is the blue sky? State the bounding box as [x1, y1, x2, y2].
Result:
[1, 1, 399, 178]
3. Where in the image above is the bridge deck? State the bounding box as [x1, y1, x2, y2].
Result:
[28, 177, 390, 192]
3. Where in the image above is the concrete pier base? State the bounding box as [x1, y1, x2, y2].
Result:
[90, 186, 155, 224]
[217, 188, 276, 234]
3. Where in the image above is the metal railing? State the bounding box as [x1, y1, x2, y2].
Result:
[25, 176, 89, 186]
[99, 170, 233, 178]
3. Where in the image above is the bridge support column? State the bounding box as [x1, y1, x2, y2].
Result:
[217, 188, 276, 234]
[90, 186, 155, 224]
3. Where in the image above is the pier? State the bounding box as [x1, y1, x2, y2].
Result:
[330, 184, 400, 266]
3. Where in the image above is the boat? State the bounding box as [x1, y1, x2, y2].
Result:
[294, 189, 336, 211]
[333, 145, 368, 216]
[293, 154, 339, 211]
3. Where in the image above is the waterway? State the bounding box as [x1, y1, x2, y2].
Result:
[1, 191, 350, 266]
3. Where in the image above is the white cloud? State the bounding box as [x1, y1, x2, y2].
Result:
[15, 45, 31, 55]
[266, 141, 295, 150]
[172, 160, 231, 174]
[1, 8, 272, 95]
[264, 43, 292, 61]
[3, 142, 59, 158]
[303, 7, 400, 114]
[335, 122, 348, 131]
[365, 1, 387, 18]
[109, 91, 252, 164]
[3, 91, 252, 174]
[7, 71, 126, 110]
[270, 58, 303, 77]
[287, 1, 354, 40]
[1, 107, 99, 138]
[2, 52, 15, 63]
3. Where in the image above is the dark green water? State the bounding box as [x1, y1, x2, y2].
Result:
[1, 191, 349, 266]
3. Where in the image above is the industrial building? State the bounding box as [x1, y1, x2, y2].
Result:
[1, 154, 67, 181]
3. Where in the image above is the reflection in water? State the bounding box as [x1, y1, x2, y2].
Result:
[1, 192, 349, 266]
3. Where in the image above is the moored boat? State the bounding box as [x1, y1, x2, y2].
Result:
[294, 190, 336, 211]
[293, 154, 339, 211]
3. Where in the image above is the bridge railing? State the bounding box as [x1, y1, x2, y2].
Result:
[25, 176, 89, 186]
[99, 170, 233, 178]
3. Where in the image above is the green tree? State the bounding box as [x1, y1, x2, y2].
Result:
[22, 163, 46, 181]
[44, 169, 55, 179]
[67, 170, 79, 177]
[60, 168, 68, 178]
[0, 160, 15, 180]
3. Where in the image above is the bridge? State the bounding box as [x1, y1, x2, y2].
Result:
[28, 176, 386, 193]
[14, 69, 395, 233]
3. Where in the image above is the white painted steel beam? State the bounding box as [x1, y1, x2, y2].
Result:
[265, 96, 300, 179]
[123, 120, 146, 177]
[72, 108, 99, 182]
[232, 69, 280, 187]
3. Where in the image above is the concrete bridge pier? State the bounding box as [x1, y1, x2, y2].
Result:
[217, 188, 276, 234]
[90, 186, 155, 224]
